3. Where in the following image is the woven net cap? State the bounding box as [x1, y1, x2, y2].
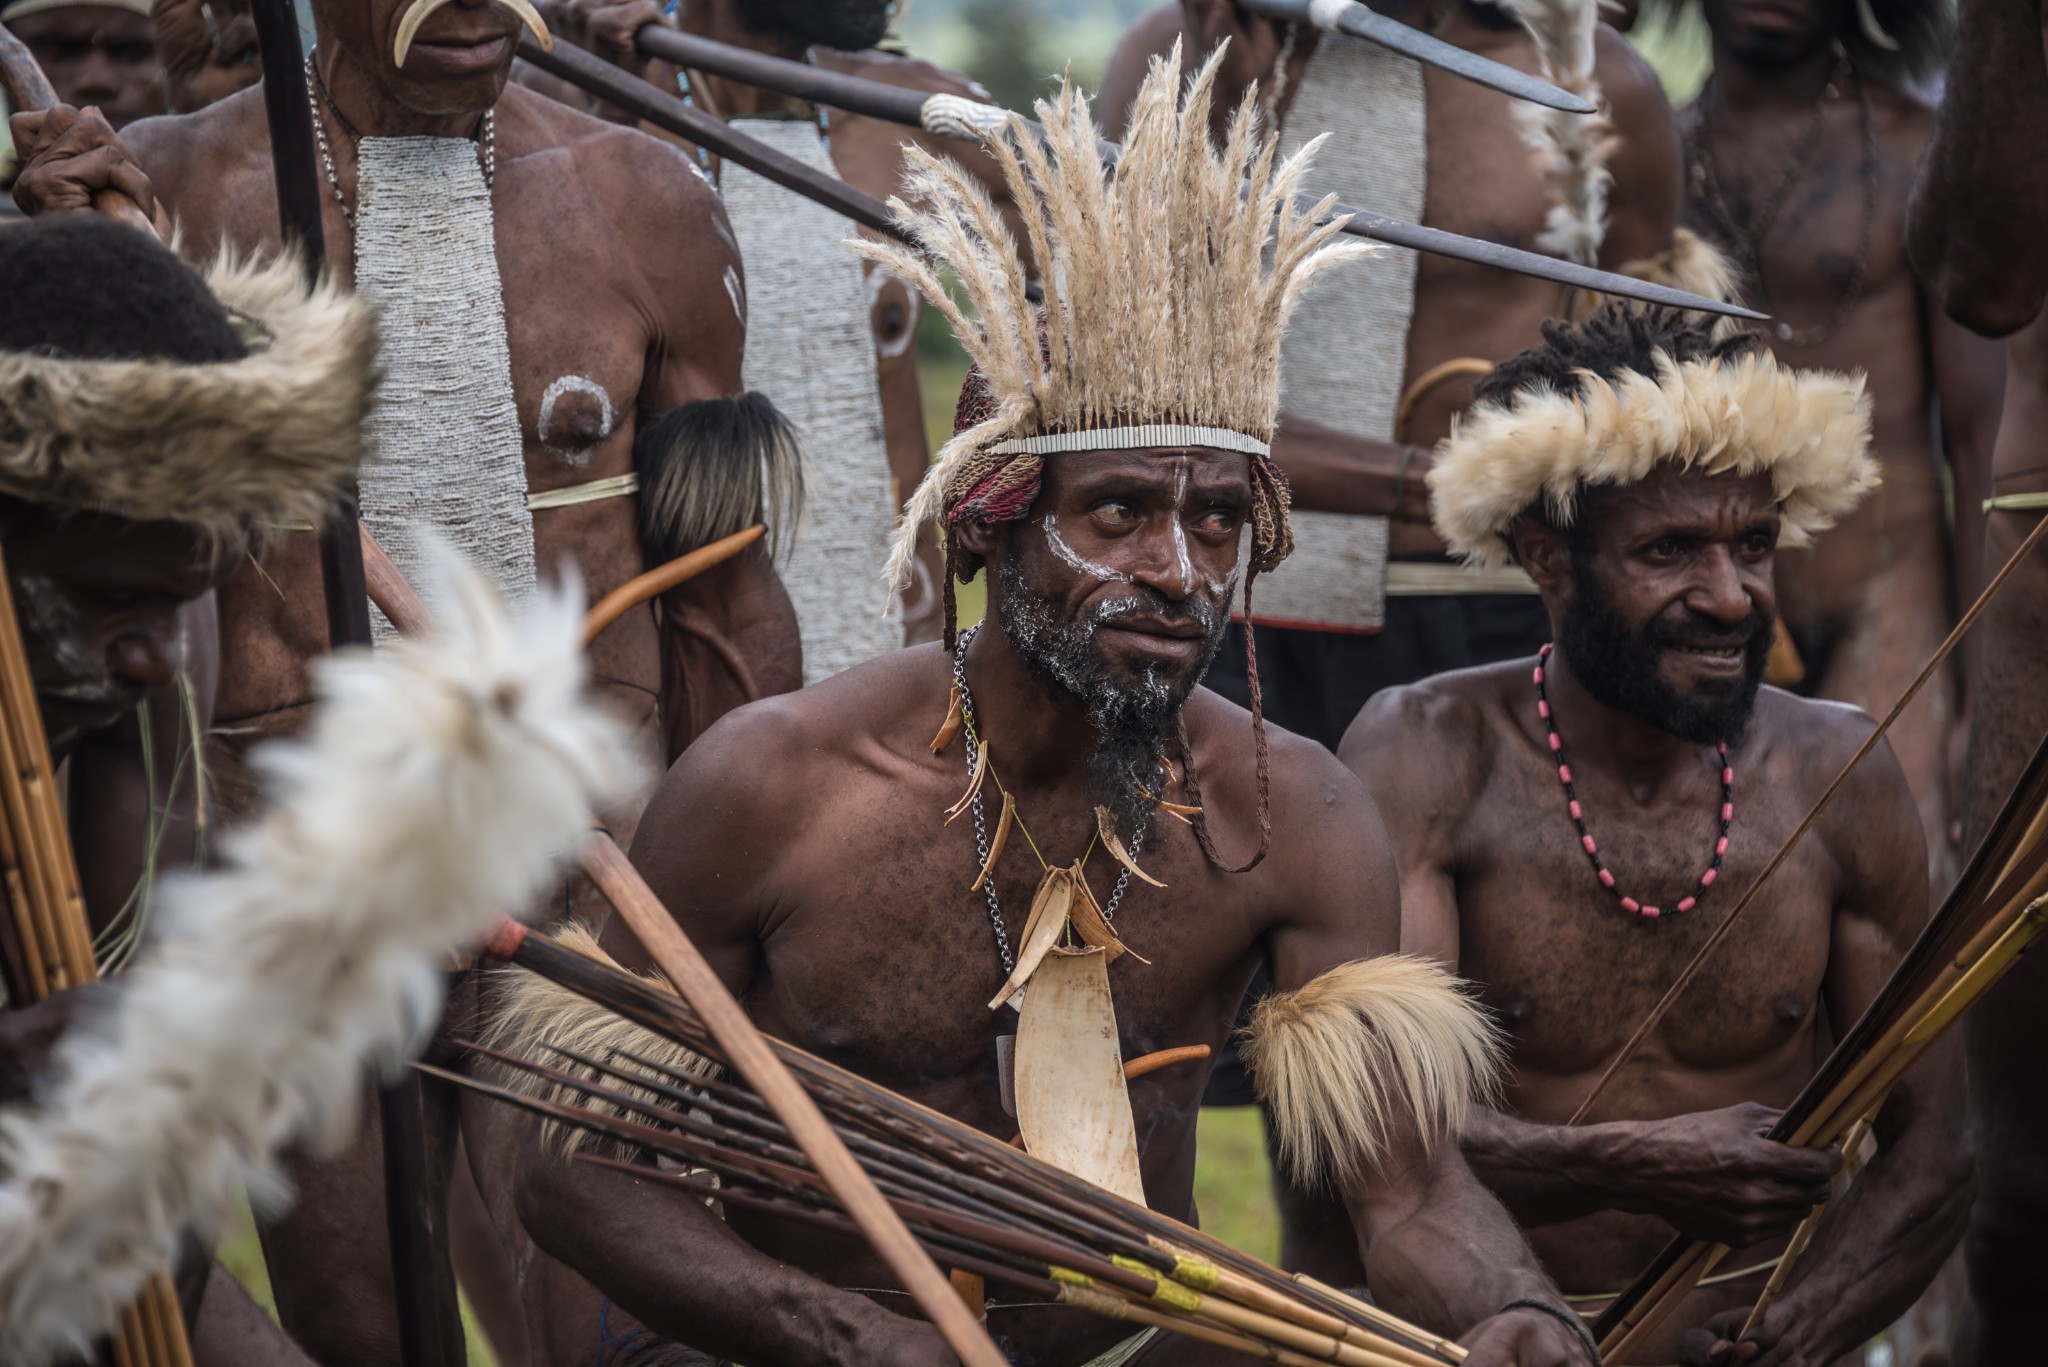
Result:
[849, 43, 1378, 592]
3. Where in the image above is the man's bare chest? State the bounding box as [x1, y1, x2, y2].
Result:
[748, 782, 1267, 1113]
[1451, 756, 1836, 1073]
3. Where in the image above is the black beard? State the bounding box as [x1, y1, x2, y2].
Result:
[736, 0, 893, 51]
[1558, 558, 1772, 745]
[993, 554, 1225, 833]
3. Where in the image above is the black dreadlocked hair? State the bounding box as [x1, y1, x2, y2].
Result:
[1476, 301, 1767, 551]
[1644, 0, 1956, 89]
[0, 215, 247, 365]
[1476, 300, 1764, 408]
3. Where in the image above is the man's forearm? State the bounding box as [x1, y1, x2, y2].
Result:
[1352, 1147, 1570, 1338]
[520, 1151, 943, 1365]
[1462, 1108, 1638, 1228]
[1271, 414, 1433, 521]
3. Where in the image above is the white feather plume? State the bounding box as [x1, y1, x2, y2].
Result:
[0, 542, 640, 1365]
[1498, 0, 1614, 266]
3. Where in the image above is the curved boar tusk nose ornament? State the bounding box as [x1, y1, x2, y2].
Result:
[392, 0, 551, 69]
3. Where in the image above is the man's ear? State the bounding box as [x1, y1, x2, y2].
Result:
[1509, 515, 1573, 599]
[955, 516, 1002, 580]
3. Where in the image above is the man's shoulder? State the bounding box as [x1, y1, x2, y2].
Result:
[1591, 24, 1673, 121]
[674, 645, 949, 780]
[1749, 685, 1877, 767]
[1341, 660, 1517, 764]
[818, 46, 992, 104]
[500, 85, 719, 215]
[124, 87, 268, 182]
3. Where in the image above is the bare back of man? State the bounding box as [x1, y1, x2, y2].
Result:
[1683, 0, 2004, 864]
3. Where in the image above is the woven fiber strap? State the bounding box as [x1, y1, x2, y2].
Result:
[526, 472, 639, 511]
[353, 136, 535, 644]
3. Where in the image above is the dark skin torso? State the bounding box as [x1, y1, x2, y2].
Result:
[1683, 40, 2004, 850]
[1338, 468, 1965, 1366]
[1099, 2, 1681, 537]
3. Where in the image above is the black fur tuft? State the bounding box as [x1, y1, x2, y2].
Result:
[633, 391, 805, 569]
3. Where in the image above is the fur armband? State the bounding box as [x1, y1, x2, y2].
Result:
[477, 921, 717, 1157]
[633, 390, 806, 569]
[1241, 956, 1501, 1193]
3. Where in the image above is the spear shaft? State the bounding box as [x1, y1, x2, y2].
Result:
[562, 26, 1757, 317]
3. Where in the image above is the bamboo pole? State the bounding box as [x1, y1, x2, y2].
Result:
[0, 545, 197, 1359]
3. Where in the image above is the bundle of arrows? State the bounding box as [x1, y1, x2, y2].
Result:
[1591, 732, 2048, 1361]
[432, 924, 1471, 1367]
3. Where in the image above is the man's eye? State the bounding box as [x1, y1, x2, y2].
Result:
[1649, 537, 1682, 561]
[1194, 509, 1239, 534]
[1094, 500, 1137, 526]
[1741, 533, 1773, 558]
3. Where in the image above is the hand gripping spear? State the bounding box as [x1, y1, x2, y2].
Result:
[245, 2, 465, 1363]
[529, 31, 1761, 320]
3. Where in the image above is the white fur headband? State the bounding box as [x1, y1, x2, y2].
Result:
[1428, 349, 1877, 568]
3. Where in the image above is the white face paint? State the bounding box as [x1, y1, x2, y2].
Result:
[537, 374, 616, 468]
[723, 265, 745, 326]
[1043, 512, 1130, 583]
[1169, 458, 1196, 595]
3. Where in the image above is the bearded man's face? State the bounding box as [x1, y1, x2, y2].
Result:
[1550, 467, 1781, 745]
[738, 0, 894, 51]
[977, 447, 1250, 828]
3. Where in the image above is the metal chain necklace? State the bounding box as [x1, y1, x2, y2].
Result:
[1688, 56, 1877, 348]
[952, 625, 1144, 975]
[304, 52, 495, 233]
[1534, 645, 1732, 920]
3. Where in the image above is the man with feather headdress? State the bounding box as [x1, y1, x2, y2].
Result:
[1676, 0, 2003, 879]
[482, 54, 1602, 1367]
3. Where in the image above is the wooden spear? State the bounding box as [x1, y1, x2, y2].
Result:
[528, 30, 1756, 319]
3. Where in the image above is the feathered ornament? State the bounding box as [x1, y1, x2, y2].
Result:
[1498, 0, 1615, 266]
[0, 542, 640, 1365]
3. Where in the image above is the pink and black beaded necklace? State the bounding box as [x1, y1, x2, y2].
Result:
[1534, 643, 1733, 920]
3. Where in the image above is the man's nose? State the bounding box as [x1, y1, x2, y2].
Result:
[106, 630, 179, 691]
[69, 50, 124, 99]
[1688, 546, 1754, 623]
[1126, 518, 1196, 600]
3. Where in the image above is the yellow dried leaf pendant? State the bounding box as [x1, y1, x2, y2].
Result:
[971, 791, 1016, 892]
[988, 865, 1075, 1011]
[930, 684, 964, 754]
[1067, 860, 1149, 965]
[945, 738, 990, 825]
[1096, 806, 1165, 888]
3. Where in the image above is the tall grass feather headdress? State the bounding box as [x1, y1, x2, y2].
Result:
[850, 43, 1377, 633]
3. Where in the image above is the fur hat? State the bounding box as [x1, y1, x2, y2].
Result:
[1429, 338, 1876, 568]
[849, 43, 1376, 594]
[0, 232, 375, 545]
